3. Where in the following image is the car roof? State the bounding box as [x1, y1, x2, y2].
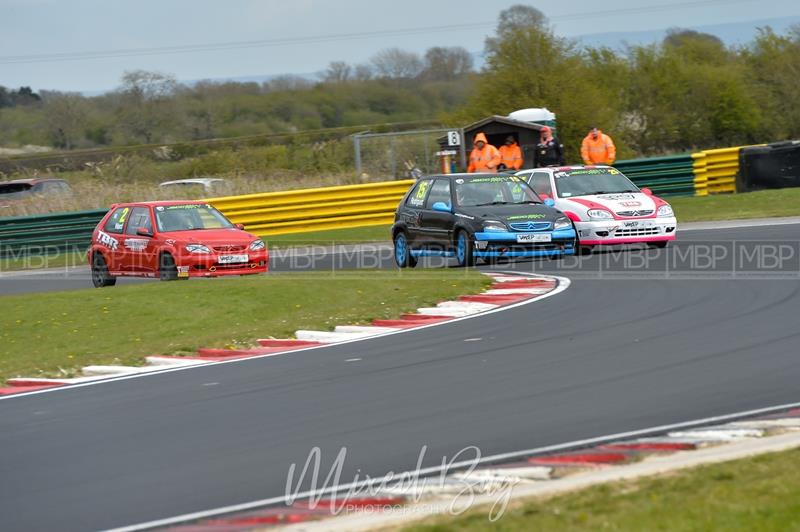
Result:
[0, 177, 67, 185]
[519, 165, 613, 174]
[421, 172, 519, 179]
[110, 200, 208, 208]
[159, 178, 225, 186]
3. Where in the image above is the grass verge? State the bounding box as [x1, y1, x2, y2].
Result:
[408, 447, 800, 531]
[0, 269, 488, 382]
[264, 225, 392, 248]
[670, 188, 800, 222]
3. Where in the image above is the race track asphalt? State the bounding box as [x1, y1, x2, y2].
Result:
[1, 222, 799, 530]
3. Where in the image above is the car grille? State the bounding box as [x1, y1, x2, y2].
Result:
[213, 245, 247, 252]
[614, 227, 660, 237]
[615, 210, 654, 217]
[509, 222, 552, 231]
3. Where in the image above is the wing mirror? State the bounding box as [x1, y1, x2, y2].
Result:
[543, 198, 556, 207]
[235, 223, 245, 230]
[641, 187, 653, 196]
[136, 227, 153, 237]
[432, 202, 452, 213]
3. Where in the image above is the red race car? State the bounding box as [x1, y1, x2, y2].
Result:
[87, 201, 268, 287]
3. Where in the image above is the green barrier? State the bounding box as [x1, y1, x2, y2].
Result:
[613, 154, 697, 197]
[0, 209, 107, 259]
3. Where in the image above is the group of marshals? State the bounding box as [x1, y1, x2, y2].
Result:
[466, 125, 616, 173]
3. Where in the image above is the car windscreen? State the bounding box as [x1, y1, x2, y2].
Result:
[154, 204, 233, 232]
[554, 168, 639, 198]
[0, 183, 33, 198]
[454, 176, 540, 207]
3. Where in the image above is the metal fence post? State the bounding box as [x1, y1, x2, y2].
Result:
[459, 128, 467, 171]
[353, 135, 362, 177]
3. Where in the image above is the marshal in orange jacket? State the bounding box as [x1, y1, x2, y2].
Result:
[498, 142, 523, 170]
[467, 132, 501, 173]
[580, 129, 616, 165]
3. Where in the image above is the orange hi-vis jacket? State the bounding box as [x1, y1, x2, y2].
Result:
[498, 143, 523, 170]
[581, 131, 617, 165]
[468, 133, 501, 172]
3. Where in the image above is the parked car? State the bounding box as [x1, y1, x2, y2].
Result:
[392, 173, 576, 267]
[87, 201, 268, 287]
[158, 178, 231, 197]
[516, 165, 677, 254]
[0, 178, 72, 210]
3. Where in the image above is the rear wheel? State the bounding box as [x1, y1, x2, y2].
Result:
[159, 253, 179, 281]
[91, 253, 116, 288]
[455, 230, 475, 267]
[393, 231, 417, 268]
[648, 241, 669, 249]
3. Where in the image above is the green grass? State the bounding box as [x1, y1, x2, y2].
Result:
[0, 269, 488, 382]
[0, 249, 86, 272]
[670, 188, 800, 222]
[263, 224, 392, 247]
[409, 447, 800, 531]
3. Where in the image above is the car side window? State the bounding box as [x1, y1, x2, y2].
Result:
[529, 172, 553, 198]
[104, 207, 130, 234]
[425, 179, 451, 209]
[406, 179, 432, 208]
[125, 207, 153, 235]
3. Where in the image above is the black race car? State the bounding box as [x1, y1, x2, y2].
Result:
[392, 173, 577, 267]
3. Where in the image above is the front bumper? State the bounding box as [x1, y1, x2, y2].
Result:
[575, 217, 677, 246]
[178, 251, 269, 277]
[473, 228, 576, 258]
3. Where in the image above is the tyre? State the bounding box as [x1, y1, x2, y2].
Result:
[159, 253, 179, 281]
[393, 231, 417, 268]
[577, 243, 593, 256]
[648, 241, 669, 249]
[91, 253, 116, 288]
[455, 230, 475, 267]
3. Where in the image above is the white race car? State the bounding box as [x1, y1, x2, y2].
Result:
[516, 166, 677, 254]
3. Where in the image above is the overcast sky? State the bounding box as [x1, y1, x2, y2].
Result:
[2, 0, 798, 93]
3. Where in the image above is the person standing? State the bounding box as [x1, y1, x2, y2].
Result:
[580, 126, 616, 165]
[533, 126, 565, 168]
[467, 132, 501, 173]
[498, 135, 523, 170]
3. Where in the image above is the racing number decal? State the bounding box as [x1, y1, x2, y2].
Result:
[416, 181, 429, 200]
[118, 207, 129, 224]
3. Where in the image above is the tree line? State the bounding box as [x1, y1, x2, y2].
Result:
[1, 4, 800, 165]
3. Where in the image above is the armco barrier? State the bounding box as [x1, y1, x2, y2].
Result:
[208, 180, 414, 236]
[613, 154, 696, 197]
[691, 145, 763, 195]
[0, 209, 106, 259]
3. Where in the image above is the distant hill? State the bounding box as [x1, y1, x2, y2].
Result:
[573, 15, 800, 50]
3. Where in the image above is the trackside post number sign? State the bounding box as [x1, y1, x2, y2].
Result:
[447, 130, 461, 147]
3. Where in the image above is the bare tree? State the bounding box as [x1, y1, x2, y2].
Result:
[370, 48, 424, 79]
[40, 91, 89, 149]
[323, 61, 352, 83]
[486, 5, 549, 54]
[422, 46, 474, 81]
[353, 63, 374, 81]
[115, 70, 179, 143]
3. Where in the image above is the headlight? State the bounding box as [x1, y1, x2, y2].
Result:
[587, 209, 613, 220]
[553, 217, 571, 230]
[482, 221, 507, 232]
[657, 204, 674, 217]
[249, 239, 266, 251]
[185, 244, 211, 254]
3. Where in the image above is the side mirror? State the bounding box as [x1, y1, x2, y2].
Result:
[136, 227, 153, 237]
[641, 187, 653, 196]
[431, 202, 452, 213]
[543, 198, 556, 208]
[235, 223, 245, 230]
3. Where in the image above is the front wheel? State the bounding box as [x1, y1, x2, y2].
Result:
[455, 230, 475, 267]
[159, 253, 179, 281]
[393, 231, 417, 268]
[91, 253, 116, 288]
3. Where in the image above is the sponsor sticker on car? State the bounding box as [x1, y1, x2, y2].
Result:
[516, 233, 552, 243]
[218, 254, 248, 264]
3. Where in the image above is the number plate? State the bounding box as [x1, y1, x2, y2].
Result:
[516, 233, 551, 243]
[217, 254, 249, 264]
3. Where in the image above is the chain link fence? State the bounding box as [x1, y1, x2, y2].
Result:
[353, 128, 466, 180]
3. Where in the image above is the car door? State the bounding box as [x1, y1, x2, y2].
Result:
[121, 206, 157, 274]
[421, 178, 454, 249]
[401, 178, 432, 246]
[97, 206, 129, 272]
